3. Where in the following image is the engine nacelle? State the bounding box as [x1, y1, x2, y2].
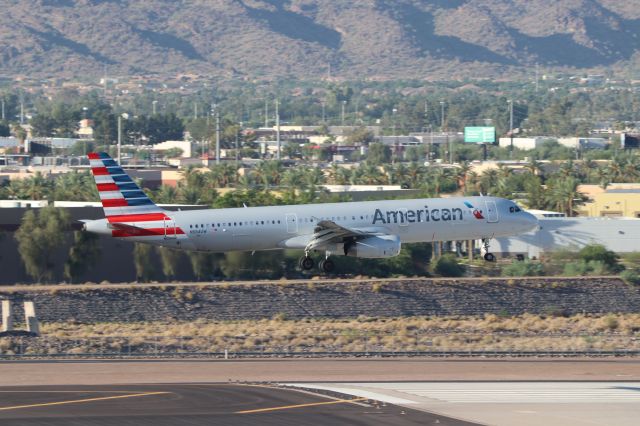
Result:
[344, 235, 401, 258]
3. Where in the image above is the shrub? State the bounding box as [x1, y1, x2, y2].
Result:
[578, 244, 621, 272]
[502, 260, 544, 277]
[621, 270, 640, 286]
[563, 260, 591, 276]
[433, 254, 466, 277]
[564, 260, 615, 276]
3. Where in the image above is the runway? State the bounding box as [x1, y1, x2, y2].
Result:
[0, 384, 475, 426]
[290, 382, 640, 426]
[1, 360, 638, 425]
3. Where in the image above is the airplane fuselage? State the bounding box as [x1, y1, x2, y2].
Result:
[87, 196, 538, 254]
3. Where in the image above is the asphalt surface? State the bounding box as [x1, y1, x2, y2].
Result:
[0, 384, 478, 426]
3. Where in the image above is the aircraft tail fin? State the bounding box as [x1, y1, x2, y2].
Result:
[88, 152, 166, 222]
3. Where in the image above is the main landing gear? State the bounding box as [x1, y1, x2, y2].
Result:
[318, 258, 335, 273]
[299, 255, 314, 271]
[482, 238, 496, 262]
[299, 254, 335, 273]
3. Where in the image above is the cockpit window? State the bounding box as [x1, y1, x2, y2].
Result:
[509, 206, 522, 213]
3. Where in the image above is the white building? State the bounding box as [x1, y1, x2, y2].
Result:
[498, 137, 548, 150]
[153, 140, 193, 158]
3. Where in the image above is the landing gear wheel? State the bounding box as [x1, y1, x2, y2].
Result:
[319, 258, 335, 273]
[299, 256, 314, 271]
[484, 253, 496, 262]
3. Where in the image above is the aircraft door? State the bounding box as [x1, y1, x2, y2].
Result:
[485, 201, 499, 223]
[398, 208, 409, 233]
[285, 213, 298, 234]
[164, 217, 177, 239]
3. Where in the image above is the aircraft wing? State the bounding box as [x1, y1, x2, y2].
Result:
[304, 219, 377, 252]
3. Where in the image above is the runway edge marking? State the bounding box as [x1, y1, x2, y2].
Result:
[0, 391, 171, 412]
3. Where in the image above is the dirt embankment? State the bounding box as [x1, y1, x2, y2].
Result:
[1, 277, 638, 323]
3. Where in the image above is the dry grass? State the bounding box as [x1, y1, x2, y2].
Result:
[0, 313, 633, 355]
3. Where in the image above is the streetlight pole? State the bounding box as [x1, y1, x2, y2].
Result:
[264, 98, 269, 128]
[117, 115, 122, 164]
[215, 107, 221, 165]
[508, 99, 514, 158]
[392, 108, 397, 135]
[275, 99, 281, 160]
[236, 123, 241, 167]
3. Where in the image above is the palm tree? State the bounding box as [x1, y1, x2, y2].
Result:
[557, 160, 576, 179]
[479, 169, 499, 195]
[53, 171, 97, 201]
[154, 185, 179, 204]
[456, 161, 472, 194]
[406, 162, 425, 188]
[23, 172, 52, 200]
[524, 156, 543, 177]
[546, 177, 584, 216]
[595, 166, 610, 189]
[351, 162, 387, 185]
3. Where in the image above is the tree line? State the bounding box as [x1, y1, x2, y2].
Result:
[2, 77, 639, 143]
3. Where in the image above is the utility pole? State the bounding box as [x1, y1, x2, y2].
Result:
[535, 63, 539, 93]
[117, 115, 122, 164]
[341, 101, 346, 126]
[440, 101, 445, 131]
[275, 99, 281, 160]
[103, 65, 108, 97]
[20, 101, 24, 125]
[1, 99, 4, 121]
[321, 101, 326, 123]
[508, 99, 514, 158]
[424, 100, 429, 130]
[215, 107, 221, 165]
[152, 100, 157, 115]
[264, 98, 269, 128]
[194, 102, 198, 120]
[354, 98, 359, 125]
[235, 123, 240, 167]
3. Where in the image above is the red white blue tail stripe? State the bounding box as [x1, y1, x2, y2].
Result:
[88, 152, 184, 238]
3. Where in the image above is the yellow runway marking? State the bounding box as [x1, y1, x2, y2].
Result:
[0, 391, 171, 412]
[0, 391, 152, 393]
[236, 397, 368, 414]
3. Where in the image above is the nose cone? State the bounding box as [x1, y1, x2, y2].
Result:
[522, 211, 539, 232]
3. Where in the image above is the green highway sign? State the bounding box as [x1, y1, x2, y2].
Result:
[464, 126, 496, 143]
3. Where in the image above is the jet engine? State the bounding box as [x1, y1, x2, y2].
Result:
[344, 235, 401, 258]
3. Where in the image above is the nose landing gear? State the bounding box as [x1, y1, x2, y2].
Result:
[482, 238, 496, 262]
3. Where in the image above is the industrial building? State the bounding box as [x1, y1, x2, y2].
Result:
[578, 184, 640, 218]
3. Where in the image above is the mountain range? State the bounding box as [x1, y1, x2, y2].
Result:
[1, 0, 640, 81]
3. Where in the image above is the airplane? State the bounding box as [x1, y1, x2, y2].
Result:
[82, 152, 539, 273]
